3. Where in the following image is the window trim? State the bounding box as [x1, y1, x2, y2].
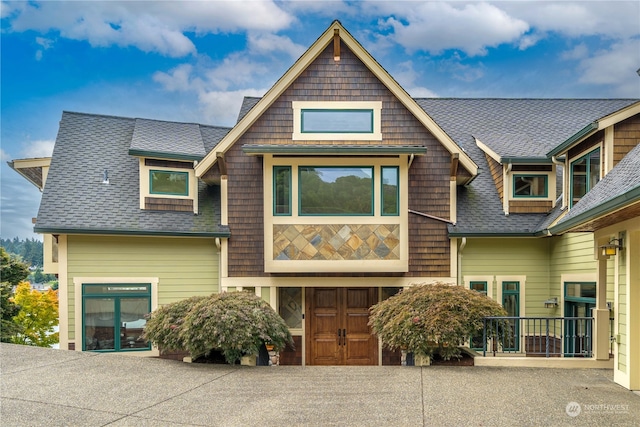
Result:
[512, 174, 548, 198]
[81, 283, 152, 353]
[273, 166, 292, 216]
[381, 166, 399, 216]
[292, 101, 382, 141]
[569, 146, 601, 208]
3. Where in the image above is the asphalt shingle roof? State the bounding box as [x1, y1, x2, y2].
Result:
[35, 112, 228, 236]
[130, 118, 206, 160]
[553, 142, 640, 231]
[414, 99, 638, 236]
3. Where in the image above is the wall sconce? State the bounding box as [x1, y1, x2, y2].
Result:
[544, 297, 558, 308]
[600, 237, 623, 257]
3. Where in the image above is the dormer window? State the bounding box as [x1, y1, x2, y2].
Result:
[150, 170, 189, 196]
[513, 174, 547, 198]
[570, 147, 600, 207]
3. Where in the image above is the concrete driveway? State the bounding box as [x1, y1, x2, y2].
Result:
[1, 343, 639, 426]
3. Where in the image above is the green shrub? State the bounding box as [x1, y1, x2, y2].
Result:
[369, 283, 508, 360]
[144, 292, 293, 364]
[143, 295, 207, 353]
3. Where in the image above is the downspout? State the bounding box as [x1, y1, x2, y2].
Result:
[551, 155, 565, 209]
[457, 237, 467, 286]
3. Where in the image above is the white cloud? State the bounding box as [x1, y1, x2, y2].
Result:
[577, 38, 640, 96]
[561, 43, 589, 61]
[199, 88, 267, 125]
[5, 1, 295, 57]
[34, 36, 53, 61]
[21, 139, 55, 158]
[247, 33, 306, 59]
[0, 148, 11, 162]
[372, 2, 529, 56]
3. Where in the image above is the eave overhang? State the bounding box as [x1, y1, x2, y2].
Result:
[549, 187, 640, 234]
[242, 144, 427, 156]
[128, 149, 202, 162]
[448, 231, 543, 238]
[7, 157, 51, 191]
[32, 226, 231, 238]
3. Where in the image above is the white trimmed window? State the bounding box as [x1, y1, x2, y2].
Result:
[292, 101, 382, 141]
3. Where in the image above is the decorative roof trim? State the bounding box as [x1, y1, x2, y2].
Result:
[195, 21, 478, 180]
[7, 157, 51, 191]
[242, 144, 427, 156]
[128, 149, 202, 162]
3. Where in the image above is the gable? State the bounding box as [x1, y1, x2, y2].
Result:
[194, 21, 477, 181]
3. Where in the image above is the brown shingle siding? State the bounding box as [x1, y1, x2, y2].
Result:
[613, 115, 640, 166]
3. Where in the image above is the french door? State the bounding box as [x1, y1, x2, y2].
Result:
[305, 287, 378, 365]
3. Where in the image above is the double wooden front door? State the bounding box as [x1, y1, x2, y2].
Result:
[306, 287, 378, 365]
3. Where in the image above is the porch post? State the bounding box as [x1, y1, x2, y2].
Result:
[593, 255, 609, 360]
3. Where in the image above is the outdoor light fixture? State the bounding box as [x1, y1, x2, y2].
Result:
[600, 237, 623, 257]
[544, 297, 558, 308]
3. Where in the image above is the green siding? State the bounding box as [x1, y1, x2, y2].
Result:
[66, 235, 219, 340]
[461, 238, 550, 317]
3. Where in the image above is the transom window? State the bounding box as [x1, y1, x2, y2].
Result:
[570, 148, 600, 207]
[513, 174, 548, 198]
[301, 109, 373, 134]
[82, 284, 151, 352]
[149, 170, 188, 196]
[299, 166, 373, 215]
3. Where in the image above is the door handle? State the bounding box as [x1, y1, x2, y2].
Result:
[337, 328, 341, 346]
[342, 329, 346, 346]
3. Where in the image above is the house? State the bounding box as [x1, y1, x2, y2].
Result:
[9, 21, 639, 389]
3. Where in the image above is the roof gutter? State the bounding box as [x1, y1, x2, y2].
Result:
[546, 122, 598, 158]
[32, 227, 231, 239]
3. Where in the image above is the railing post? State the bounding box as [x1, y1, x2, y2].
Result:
[482, 318, 487, 357]
[545, 318, 550, 358]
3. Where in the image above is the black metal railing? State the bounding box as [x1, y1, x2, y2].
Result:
[481, 317, 593, 358]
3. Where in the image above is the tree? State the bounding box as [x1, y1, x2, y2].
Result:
[11, 282, 59, 347]
[369, 283, 508, 360]
[1, 247, 29, 342]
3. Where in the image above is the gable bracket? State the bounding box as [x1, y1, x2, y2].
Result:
[216, 152, 227, 176]
[450, 153, 459, 180]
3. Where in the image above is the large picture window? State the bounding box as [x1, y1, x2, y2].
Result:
[570, 148, 600, 207]
[513, 175, 547, 198]
[299, 166, 373, 215]
[82, 284, 151, 352]
[150, 170, 189, 196]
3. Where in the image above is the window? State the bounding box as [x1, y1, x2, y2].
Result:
[82, 284, 151, 352]
[274, 166, 292, 215]
[513, 175, 547, 198]
[299, 166, 373, 215]
[301, 109, 373, 133]
[470, 281, 488, 294]
[570, 148, 600, 207]
[381, 166, 399, 215]
[292, 101, 382, 141]
[150, 170, 188, 196]
[279, 287, 302, 329]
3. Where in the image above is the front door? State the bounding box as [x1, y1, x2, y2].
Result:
[306, 287, 378, 365]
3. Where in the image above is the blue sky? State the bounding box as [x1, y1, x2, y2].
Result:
[2, 0, 639, 240]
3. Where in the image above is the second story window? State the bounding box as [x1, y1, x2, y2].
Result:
[274, 166, 292, 215]
[570, 148, 600, 207]
[299, 166, 373, 215]
[149, 170, 189, 196]
[513, 174, 547, 198]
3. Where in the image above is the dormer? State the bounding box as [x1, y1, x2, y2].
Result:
[128, 118, 206, 214]
[547, 101, 640, 210]
[476, 136, 556, 215]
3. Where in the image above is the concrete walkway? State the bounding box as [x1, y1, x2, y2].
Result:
[1, 344, 639, 426]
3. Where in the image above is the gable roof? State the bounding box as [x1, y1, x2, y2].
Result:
[34, 111, 230, 237]
[414, 99, 638, 236]
[194, 20, 478, 180]
[550, 142, 640, 234]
